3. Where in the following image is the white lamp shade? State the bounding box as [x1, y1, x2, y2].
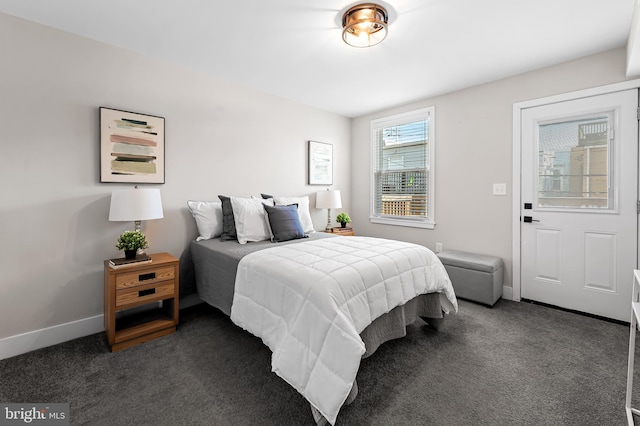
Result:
[316, 190, 342, 209]
[109, 188, 164, 222]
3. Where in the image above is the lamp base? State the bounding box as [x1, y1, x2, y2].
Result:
[326, 208, 333, 231]
[133, 221, 146, 255]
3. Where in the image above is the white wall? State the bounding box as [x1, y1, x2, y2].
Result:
[1, 10, 633, 358]
[0, 14, 351, 346]
[351, 47, 632, 292]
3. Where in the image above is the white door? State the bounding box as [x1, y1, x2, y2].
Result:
[521, 89, 638, 322]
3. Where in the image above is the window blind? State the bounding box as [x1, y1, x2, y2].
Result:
[371, 108, 433, 226]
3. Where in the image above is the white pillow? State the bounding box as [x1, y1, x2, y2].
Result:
[230, 197, 275, 244]
[187, 200, 223, 241]
[273, 196, 315, 233]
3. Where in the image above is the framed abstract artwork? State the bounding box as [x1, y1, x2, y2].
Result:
[100, 107, 165, 184]
[308, 140, 333, 185]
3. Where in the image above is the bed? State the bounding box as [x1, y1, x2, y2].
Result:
[184, 196, 457, 425]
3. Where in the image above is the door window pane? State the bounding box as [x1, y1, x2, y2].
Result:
[537, 116, 611, 209]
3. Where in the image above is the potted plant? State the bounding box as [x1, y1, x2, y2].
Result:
[116, 230, 148, 259]
[336, 212, 351, 228]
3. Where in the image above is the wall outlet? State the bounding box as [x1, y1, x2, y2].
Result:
[435, 242, 443, 253]
[493, 183, 507, 195]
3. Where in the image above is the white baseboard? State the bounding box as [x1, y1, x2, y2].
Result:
[502, 285, 514, 301]
[0, 299, 205, 360]
[0, 314, 104, 361]
[1, 288, 519, 360]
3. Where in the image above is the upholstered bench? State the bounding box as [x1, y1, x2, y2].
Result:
[437, 250, 504, 307]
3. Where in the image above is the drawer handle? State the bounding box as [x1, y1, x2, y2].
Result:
[139, 288, 156, 297]
[139, 272, 156, 281]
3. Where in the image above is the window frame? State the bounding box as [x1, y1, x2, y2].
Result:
[369, 106, 436, 229]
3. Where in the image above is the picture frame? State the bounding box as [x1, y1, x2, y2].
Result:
[308, 140, 333, 185]
[100, 107, 165, 184]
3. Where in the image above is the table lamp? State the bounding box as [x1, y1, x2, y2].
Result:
[316, 189, 342, 231]
[109, 186, 163, 253]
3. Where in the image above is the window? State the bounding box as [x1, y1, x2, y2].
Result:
[537, 115, 613, 210]
[370, 107, 435, 228]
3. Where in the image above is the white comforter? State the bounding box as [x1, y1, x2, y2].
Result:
[230, 236, 457, 425]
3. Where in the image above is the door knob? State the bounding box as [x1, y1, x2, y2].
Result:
[523, 216, 540, 223]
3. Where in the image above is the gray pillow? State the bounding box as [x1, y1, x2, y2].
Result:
[264, 204, 308, 242]
[218, 195, 237, 241]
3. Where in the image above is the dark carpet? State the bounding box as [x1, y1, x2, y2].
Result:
[1, 299, 637, 425]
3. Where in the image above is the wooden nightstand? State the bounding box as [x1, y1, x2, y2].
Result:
[325, 227, 355, 236]
[103, 252, 179, 352]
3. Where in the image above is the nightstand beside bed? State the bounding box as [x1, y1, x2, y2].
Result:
[324, 227, 355, 236]
[103, 252, 179, 352]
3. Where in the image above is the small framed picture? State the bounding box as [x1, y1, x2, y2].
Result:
[100, 107, 165, 183]
[308, 140, 333, 185]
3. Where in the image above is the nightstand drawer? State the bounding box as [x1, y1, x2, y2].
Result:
[115, 281, 175, 307]
[115, 266, 175, 290]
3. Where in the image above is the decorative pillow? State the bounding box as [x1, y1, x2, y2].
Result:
[261, 194, 315, 233]
[187, 200, 223, 241]
[264, 204, 308, 242]
[218, 195, 237, 241]
[230, 196, 275, 244]
[275, 196, 315, 233]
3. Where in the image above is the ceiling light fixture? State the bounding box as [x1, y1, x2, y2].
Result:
[342, 3, 388, 48]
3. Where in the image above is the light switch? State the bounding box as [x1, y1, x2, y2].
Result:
[493, 183, 507, 195]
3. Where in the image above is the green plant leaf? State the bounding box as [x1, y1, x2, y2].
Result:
[336, 212, 351, 224]
[116, 230, 149, 251]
